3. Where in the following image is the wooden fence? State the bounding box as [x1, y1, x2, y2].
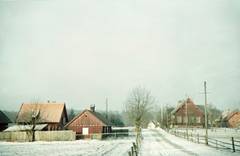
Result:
[0, 130, 76, 142]
[169, 129, 240, 153]
[35, 130, 76, 141]
[76, 131, 136, 140]
[128, 142, 138, 156]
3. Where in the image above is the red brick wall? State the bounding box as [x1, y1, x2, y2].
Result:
[228, 112, 240, 128]
[66, 111, 105, 134]
[173, 101, 204, 126]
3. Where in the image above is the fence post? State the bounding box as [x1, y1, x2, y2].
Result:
[232, 137, 235, 152]
[128, 151, 132, 156]
[191, 133, 193, 142]
[133, 142, 138, 156]
[197, 133, 199, 144]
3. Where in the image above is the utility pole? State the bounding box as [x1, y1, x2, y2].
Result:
[106, 98, 108, 121]
[185, 98, 188, 139]
[161, 104, 163, 128]
[166, 104, 168, 129]
[204, 81, 208, 145]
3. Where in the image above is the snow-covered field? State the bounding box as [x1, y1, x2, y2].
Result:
[0, 137, 134, 156]
[140, 128, 239, 156]
[172, 128, 240, 142]
[173, 128, 240, 138]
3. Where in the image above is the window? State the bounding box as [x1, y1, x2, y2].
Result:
[196, 117, 201, 123]
[183, 116, 188, 123]
[177, 116, 182, 123]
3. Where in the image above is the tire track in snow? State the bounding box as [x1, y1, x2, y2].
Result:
[101, 143, 120, 156]
[153, 129, 198, 156]
[140, 130, 172, 156]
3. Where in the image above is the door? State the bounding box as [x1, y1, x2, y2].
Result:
[82, 127, 89, 135]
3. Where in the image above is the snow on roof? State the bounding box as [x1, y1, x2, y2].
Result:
[4, 124, 48, 132]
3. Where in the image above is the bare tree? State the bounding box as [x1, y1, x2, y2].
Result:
[125, 86, 155, 148]
[157, 105, 174, 129]
[17, 101, 45, 142]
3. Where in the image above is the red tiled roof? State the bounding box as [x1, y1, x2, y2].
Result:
[171, 98, 204, 115]
[16, 103, 67, 123]
[223, 111, 240, 121]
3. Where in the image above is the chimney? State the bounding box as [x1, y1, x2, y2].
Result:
[90, 104, 95, 112]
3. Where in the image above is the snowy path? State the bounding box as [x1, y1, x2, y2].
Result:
[0, 138, 134, 156]
[140, 128, 239, 156]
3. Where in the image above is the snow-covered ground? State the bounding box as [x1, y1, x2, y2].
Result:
[1, 128, 239, 156]
[171, 128, 240, 143]
[0, 137, 134, 156]
[140, 128, 239, 156]
[173, 128, 240, 139]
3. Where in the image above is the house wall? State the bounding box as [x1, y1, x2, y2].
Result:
[173, 103, 204, 127]
[228, 112, 240, 128]
[47, 123, 62, 131]
[67, 111, 107, 135]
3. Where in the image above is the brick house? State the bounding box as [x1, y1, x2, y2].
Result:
[221, 111, 240, 128]
[16, 102, 68, 130]
[171, 98, 204, 128]
[65, 105, 111, 139]
[0, 110, 12, 131]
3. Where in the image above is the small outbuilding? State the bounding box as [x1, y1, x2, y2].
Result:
[0, 110, 12, 131]
[65, 105, 111, 139]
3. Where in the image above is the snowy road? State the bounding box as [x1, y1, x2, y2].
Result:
[140, 128, 239, 156]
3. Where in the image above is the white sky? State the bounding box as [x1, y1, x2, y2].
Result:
[0, 0, 240, 111]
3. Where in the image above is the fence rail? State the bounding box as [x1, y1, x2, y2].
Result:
[0, 130, 76, 142]
[75, 131, 136, 139]
[169, 129, 240, 153]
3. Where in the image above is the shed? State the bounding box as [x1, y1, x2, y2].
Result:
[65, 105, 111, 139]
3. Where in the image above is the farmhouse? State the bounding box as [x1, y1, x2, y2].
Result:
[0, 110, 12, 131]
[221, 111, 240, 128]
[65, 105, 111, 139]
[171, 98, 204, 128]
[15, 101, 68, 131]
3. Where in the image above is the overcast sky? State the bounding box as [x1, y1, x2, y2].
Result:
[0, 0, 240, 112]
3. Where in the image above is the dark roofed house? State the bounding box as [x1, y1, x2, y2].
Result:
[0, 110, 12, 131]
[16, 102, 68, 131]
[65, 105, 111, 139]
[171, 98, 204, 128]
